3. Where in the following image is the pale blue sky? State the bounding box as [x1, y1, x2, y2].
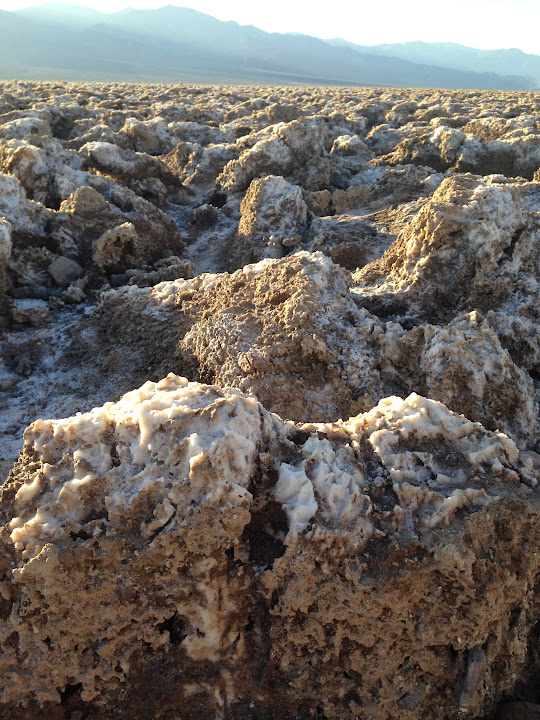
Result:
[1, 0, 540, 55]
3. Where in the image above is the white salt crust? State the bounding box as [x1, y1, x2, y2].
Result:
[9, 375, 263, 562]
[9, 379, 526, 569]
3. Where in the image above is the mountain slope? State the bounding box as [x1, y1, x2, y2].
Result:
[326, 38, 540, 83]
[0, 4, 536, 89]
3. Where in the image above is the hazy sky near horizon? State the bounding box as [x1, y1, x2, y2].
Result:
[1, 0, 539, 54]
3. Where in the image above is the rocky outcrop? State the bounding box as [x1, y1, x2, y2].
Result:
[51, 185, 185, 275]
[217, 116, 334, 193]
[162, 141, 238, 190]
[72, 252, 538, 452]
[227, 175, 308, 266]
[353, 175, 540, 375]
[372, 120, 540, 180]
[354, 175, 532, 312]
[238, 176, 307, 242]
[1, 81, 540, 720]
[79, 141, 182, 189]
[0, 375, 538, 720]
[379, 311, 538, 446]
[0, 172, 52, 246]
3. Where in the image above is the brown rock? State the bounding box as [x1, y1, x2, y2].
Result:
[51, 185, 185, 273]
[496, 702, 540, 720]
[73, 253, 537, 450]
[0, 377, 538, 720]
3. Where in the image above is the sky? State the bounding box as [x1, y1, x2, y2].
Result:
[1, 0, 540, 55]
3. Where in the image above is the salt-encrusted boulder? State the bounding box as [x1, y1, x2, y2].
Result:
[0, 376, 538, 720]
[354, 175, 534, 319]
[218, 134, 296, 193]
[378, 311, 538, 446]
[76, 253, 537, 451]
[303, 188, 333, 216]
[229, 176, 308, 266]
[0, 140, 49, 204]
[354, 175, 540, 375]
[0, 133, 86, 207]
[219, 102, 303, 138]
[371, 125, 468, 172]
[79, 141, 182, 190]
[372, 119, 540, 179]
[326, 133, 373, 183]
[330, 134, 370, 157]
[218, 117, 331, 193]
[92, 222, 139, 272]
[120, 116, 170, 155]
[166, 119, 232, 146]
[80, 252, 384, 423]
[238, 176, 307, 242]
[331, 164, 435, 215]
[51, 185, 122, 262]
[162, 141, 238, 189]
[0, 115, 51, 140]
[51, 185, 185, 274]
[0, 172, 52, 246]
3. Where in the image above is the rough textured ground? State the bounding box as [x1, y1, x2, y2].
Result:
[0, 81, 539, 720]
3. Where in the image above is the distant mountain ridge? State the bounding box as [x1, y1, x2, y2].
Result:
[326, 38, 540, 84]
[0, 4, 538, 89]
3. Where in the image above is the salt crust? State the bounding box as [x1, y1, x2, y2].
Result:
[9, 375, 263, 563]
[8, 376, 528, 566]
[0, 217, 12, 264]
[0, 83, 538, 719]
[88, 249, 534, 451]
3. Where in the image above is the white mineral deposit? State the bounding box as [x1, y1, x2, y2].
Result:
[0, 80, 539, 720]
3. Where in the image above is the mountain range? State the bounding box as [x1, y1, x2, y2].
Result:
[0, 3, 539, 89]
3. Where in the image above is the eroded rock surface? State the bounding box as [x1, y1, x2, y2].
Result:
[70, 252, 538, 451]
[0, 376, 538, 720]
[0, 81, 539, 719]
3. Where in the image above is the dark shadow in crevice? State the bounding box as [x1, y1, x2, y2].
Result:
[157, 612, 188, 646]
[59, 683, 83, 706]
[498, 226, 524, 267]
[242, 501, 288, 570]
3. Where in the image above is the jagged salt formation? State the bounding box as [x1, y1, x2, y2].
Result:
[74, 252, 537, 448]
[0, 81, 539, 719]
[0, 375, 538, 720]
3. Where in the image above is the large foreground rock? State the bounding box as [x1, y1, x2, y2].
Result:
[0, 375, 538, 719]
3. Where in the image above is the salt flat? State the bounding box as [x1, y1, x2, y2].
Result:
[0, 81, 538, 720]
